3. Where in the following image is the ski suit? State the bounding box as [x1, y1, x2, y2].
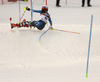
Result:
[30, 9, 52, 30]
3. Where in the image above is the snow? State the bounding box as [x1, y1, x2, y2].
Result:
[0, 0, 100, 82]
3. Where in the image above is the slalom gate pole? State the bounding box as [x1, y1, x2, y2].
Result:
[39, 28, 50, 43]
[2, 0, 3, 5]
[30, 0, 33, 21]
[86, 15, 93, 78]
[19, 7, 26, 23]
[53, 28, 80, 34]
[66, 0, 67, 5]
[19, 0, 21, 21]
[43, 0, 44, 3]
[46, 0, 47, 5]
[32, 0, 33, 20]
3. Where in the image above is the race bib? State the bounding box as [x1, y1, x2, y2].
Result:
[40, 13, 50, 23]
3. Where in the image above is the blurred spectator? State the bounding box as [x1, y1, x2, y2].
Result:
[8, 0, 17, 2]
[56, 0, 61, 7]
[82, 0, 92, 7]
[8, 0, 28, 2]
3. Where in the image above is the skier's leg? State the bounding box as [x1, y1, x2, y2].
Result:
[30, 20, 45, 30]
[34, 21, 46, 30]
[16, 21, 31, 27]
[11, 20, 32, 29]
[31, 21, 37, 27]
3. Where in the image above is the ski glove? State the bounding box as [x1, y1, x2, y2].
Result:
[49, 26, 54, 30]
[26, 7, 30, 11]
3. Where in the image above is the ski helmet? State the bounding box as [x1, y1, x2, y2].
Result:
[42, 6, 48, 11]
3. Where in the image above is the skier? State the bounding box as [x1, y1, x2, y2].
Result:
[11, 5, 53, 30]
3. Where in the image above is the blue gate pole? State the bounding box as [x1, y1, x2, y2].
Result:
[32, 0, 33, 21]
[19, 0, 21, 21]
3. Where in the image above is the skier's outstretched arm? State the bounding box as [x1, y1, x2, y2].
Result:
[26, 7, 42, 13]
[31, 9, 42, 13]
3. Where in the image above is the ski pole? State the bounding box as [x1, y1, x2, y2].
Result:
[19, 7, 26, 23]
[39, 27, 50, 43]
[86, 15, 93, 78]
[53, 28, 80, 34]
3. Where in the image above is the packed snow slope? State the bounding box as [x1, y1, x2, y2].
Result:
[0, 0, 100, 82]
